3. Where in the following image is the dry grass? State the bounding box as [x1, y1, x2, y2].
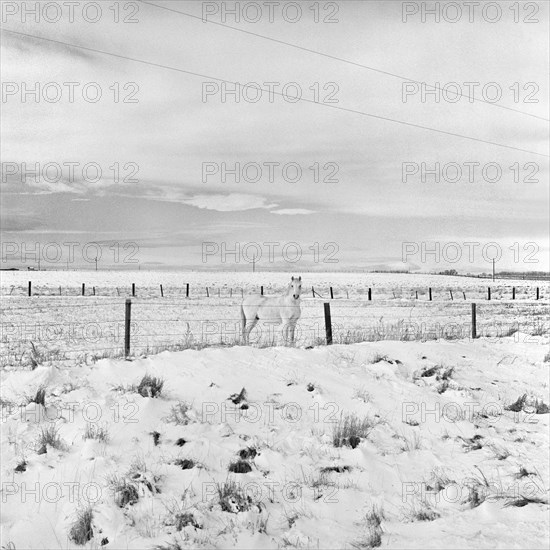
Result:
[137, 374, 164, 398]
[164, 401, 193, 425]
[68, 506, 94, 545]
[332, 413, 378, 448]
[216, 480, 257, 513]
[83, 423, 110, 442]
[37, 425, 66, 452]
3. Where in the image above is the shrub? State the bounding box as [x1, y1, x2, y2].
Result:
[109, 476, 139, 507]
[217, 480, 255, 513]
[165, 402, 192, 425]
[229, 388, 247, 405]
[228, 460, 252, 473]
[37, 425, 65, 452]
[69, 507, 94, 545]
[137, 375, 164, 398]
[27, 386, 46, 406]
[174, 458, 195, 470]
[320, 465, 351, 474]
[83, 423, 110, 443]
[505, 394, 527, 412]
[332, 413, 377, 448]
[238, 447, 257, 460]
[173, 512, 200, 530]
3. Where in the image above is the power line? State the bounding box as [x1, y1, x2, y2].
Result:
[3, 29, 548, 158]
[141, 0, 550, 123]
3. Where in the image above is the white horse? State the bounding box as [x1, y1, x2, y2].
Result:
[241, 276, 302, 345]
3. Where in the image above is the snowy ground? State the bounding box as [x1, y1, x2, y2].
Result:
[1, 338, 549, 549]
[0, 272, 548, 548]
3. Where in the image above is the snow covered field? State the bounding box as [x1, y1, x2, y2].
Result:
[1, 271, 548, 368]
[1, 340, 549, 549]
[0, 271, 549, 549]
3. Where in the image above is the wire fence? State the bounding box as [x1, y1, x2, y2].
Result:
[1, 291, 548, 369]
[2, 280, 548, 302]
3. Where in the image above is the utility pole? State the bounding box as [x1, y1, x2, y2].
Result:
[252, 255, 256, 273]
[95, 256, 98, 272]
[492, 258, 495, 282]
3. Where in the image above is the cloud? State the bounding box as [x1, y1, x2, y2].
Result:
[271, 209, 316, 215]
[184, 193, 277, 212]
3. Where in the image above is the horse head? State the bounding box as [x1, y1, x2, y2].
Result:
[290, 276, 302, 300]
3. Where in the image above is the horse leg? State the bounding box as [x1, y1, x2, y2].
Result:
[282, 318, 291, 345]
[244, 318, 258, 345]
[289, 321, 296, 345]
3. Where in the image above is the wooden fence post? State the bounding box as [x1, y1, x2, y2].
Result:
[536, 287, 539, 300]
[186, 283, 189, 298]
[261, 286, 264, 296]
[312, 286, 315, 298]
[487, 287, 491, 300]
[428, 288, 432, 301]
[132, 283, 135, 297]
[449, 290, 453, 301]
[471, 303, 477, 339]
[116, 287, 120, 296]
[93, 286, 96, 296]
[512, 287, 515, 300]
[330, 287, 334, 299]
[463, 291, 466, 300]
[206, 287, 209, 297]
[324, 302, 333, 345]
[125, 299, 132, 357]
[59, 286, 62, 296]
[415, 290, 418, 299]
[28, 281, 31, 296]
[82, 283, 85, 296]
[160, 284, 164, 297]
[368, 288, 372, 301]
[230, 288, 233, 298]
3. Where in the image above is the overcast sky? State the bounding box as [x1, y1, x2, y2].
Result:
[1, 0, 549, 272]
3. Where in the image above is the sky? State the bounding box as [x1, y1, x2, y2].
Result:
[1, 0, 549, 273]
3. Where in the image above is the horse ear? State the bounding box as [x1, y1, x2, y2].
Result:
[298, 276, 301, 281]
[291, 276, 294, 281]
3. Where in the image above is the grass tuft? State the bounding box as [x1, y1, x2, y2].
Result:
[332, 413, 377, 448]
[228, 460, 253, 473]
[83, 423, 110, 443]
[217, 480, 256, 513]
[164, 401, 192, 425]
[37, 425, 66, 452]
[27, 386, 46, 406]
[69, 507, 94, 545]
[137, 375, 164, 398]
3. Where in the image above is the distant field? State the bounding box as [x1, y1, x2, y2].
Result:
[1, 271, 548, 368]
